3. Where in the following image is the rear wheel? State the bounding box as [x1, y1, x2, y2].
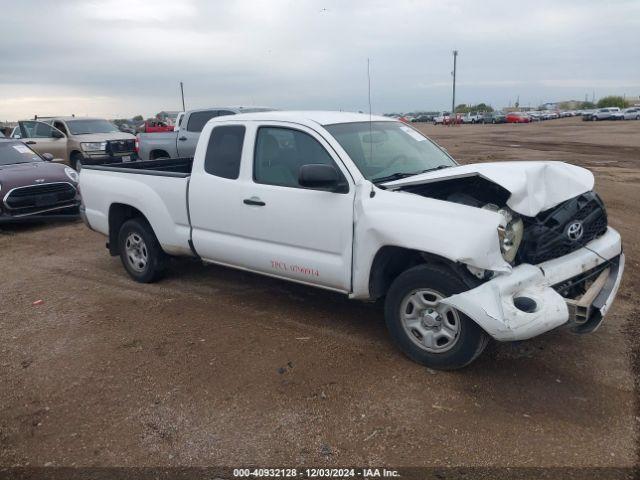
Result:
[117, 218, 168, 283]
[384, 264, 488, 370]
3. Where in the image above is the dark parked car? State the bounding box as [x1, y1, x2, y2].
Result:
[480, 111, 506, 124]
[411, 114, 435, 123]
[0, 139, 80, 223]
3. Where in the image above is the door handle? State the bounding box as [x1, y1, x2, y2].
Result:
[243, 197, 266, 206]
[178, 136, 187, 141]
[25, 141, 36, 145]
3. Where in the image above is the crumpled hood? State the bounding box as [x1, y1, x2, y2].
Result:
[384, 161, 595, 217]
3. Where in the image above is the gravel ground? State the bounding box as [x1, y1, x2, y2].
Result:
[0, 117, 637, 469]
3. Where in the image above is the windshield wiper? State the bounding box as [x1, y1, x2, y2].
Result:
[372, 165, 451, 184]
[371, 171, 418, 184]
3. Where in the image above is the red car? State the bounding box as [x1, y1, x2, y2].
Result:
[506, 112, 531, 123]
[140, 120, 174, 133]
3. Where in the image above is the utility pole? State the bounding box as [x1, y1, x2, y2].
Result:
[451, 50, 458, 115]
[180, 82, 186, 111]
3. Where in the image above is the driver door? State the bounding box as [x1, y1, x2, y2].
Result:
[17, 121, 68, 162]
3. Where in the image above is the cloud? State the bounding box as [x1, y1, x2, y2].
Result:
[1, 0, 639, 120]
[79, 0, 197, 22]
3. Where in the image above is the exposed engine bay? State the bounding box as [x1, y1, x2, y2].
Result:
[398, 175, 608, 267]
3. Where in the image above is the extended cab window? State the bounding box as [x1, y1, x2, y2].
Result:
[187, 111, 219, 132]
[254, 127, 343, 189]
[204, 125, 245, 179]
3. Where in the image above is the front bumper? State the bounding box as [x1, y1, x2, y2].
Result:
[442, 227, 624, 341]
[82, 152, 138, 165]
[0, 203, 80, 223]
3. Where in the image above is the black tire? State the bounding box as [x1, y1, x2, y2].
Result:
[71, 152, 84, 172]
[384, 264, 489, 370]
[117, 218, 168, 283]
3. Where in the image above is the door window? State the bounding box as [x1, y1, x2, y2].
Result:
[19, 121, 59, 138]
[187, 110, 219, 132]
[254, 127, 344, 189]
[203, 125, 246, 179]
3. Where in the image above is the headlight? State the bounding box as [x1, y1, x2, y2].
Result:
[484, 204, 524, 263]
[81, 142, 107, 152]
[497, 209, 524, 263]
[65, 167, 79, 183]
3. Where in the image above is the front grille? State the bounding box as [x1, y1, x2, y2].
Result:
[106, 139, 135, 155]
[518, 191, 608, 264]
[4, 182, 77, 212]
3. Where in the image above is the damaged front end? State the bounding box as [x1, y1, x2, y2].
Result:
[441, 229, 624, 341]
[385, 162, 624, 341]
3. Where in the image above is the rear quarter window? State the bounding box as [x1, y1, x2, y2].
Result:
[203, 125, 246, 179]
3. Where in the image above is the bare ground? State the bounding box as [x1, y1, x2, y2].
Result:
[0, 117, 638, 468]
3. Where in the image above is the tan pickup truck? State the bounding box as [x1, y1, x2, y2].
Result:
[12, 117, 137, 171]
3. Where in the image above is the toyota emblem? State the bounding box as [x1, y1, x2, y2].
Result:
[566, 221, 584, 241]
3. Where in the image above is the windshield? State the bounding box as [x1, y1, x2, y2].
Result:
[66, 119, 120, 135]
[325, 121, 456, 182]
[0, 141, 42, 165]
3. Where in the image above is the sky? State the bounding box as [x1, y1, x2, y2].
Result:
[1, 0, 639, 120]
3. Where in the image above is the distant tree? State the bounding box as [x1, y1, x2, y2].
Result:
[596, 96, 629, 109]
[132, 115, 144, 122]
[474, 103, 494, 113]
[455, 103, 493, 113]
[579, 101, 596, 109]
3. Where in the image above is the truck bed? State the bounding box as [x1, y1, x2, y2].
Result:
[82, 157, 193, 177]
[136, 131, 179, 161]
[80, 158, 194, 256]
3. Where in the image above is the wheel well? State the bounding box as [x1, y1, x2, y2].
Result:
[108, 203, 146, 256]
[368, 246, 465, 300]
[150, 149, 170, 160]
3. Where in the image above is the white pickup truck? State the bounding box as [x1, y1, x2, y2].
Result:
[80, 111, 624, 370]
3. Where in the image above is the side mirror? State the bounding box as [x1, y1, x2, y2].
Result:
[299, 164, 341, 191]
[51, 130, 65, 139]
[41, 153, 54, 162]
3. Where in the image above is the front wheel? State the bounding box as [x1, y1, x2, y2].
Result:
[71, 153, 84, 172]
[384, 265, 488, 370]
[117, 218, 168, 283]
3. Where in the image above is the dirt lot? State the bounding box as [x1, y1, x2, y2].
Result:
[0, 117, 638, 469]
